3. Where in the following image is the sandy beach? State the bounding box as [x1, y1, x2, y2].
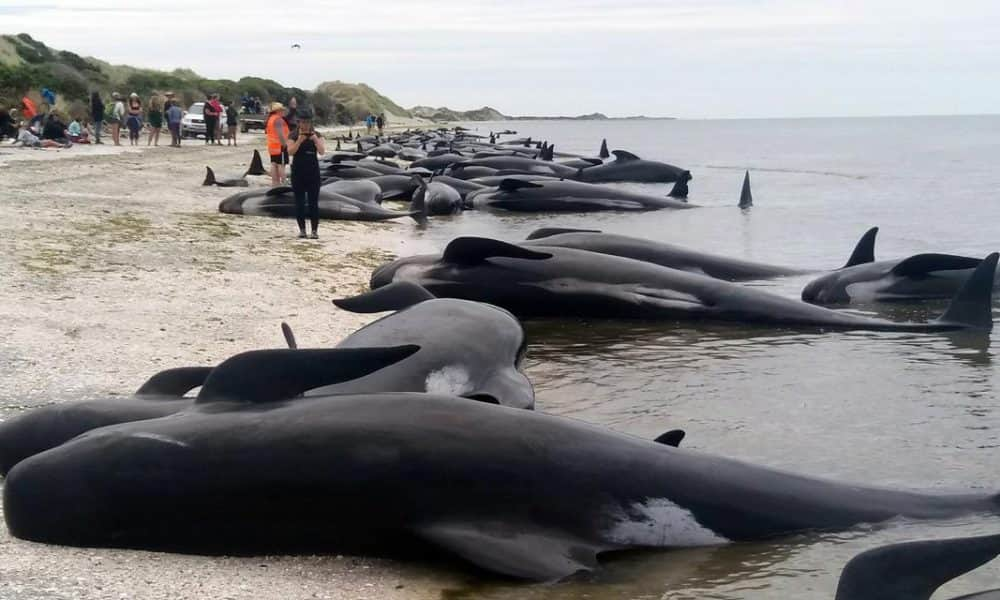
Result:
[0, 132, 462, 599]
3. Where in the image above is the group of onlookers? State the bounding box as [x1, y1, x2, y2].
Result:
[364, 112, 386, 135]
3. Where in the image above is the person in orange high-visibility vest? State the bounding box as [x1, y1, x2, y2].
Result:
[265, 102, 290, 186]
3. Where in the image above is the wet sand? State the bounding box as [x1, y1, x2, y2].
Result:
[0, 134, 460, 599]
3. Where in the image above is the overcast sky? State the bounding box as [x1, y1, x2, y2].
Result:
[4, 1, 999, 118]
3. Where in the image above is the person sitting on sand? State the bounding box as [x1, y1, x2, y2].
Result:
[0, 107, 16, 141]
[166, 101, 183, 147]
[12, 127, 70, 149]
[42, 112, 70, 145]
[266, 102, 290, 186]
[67, 118, 90, 144]
[287, 108, 325, 239]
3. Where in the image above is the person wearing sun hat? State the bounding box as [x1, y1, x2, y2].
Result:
[265, 101, 289, 186]
[125, 92, 143, 146]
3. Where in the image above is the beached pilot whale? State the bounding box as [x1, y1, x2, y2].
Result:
[369, 237, 997, 332]
[574, 150, 690, 183]
[323, 281, 533, 408]
[321, 179, 383, 204]
[0, 366, 212, 476]
[5, 384, 999, 580]
[218, 186, 425, 223]
[835, 533, 1000, 600]
[802, 228, 1000, 304]
[203, 150, 268, 186]
[465, 178, 693, 212]
[522, 227, 834, 280]
[410, 176, 463, 215]
[0, 344, 418, 477]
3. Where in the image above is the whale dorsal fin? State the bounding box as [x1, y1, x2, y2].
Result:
[135, 366, 214, 397]
[443, 237, 552, 265]
[599, 139, 610, 159]
[612, 150, 640, 162]
[526, 227, 602, 240]
[333, 281, 436, 313]
[499, 179, 544, 193]
[835, 533, 1000, 600]
[417, 521, 602, 581]
[203, 166, 217, 186]
[246, 149, 267, 176]
[739, 171, 753, 209]
[891, 253, 983, 277]
[195, 346, 419, 404]
[654, 429, 685, 447]
[844, 227, 879, 268]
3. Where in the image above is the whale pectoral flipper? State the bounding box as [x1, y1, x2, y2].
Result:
[280, 322, 297, 349]
[654, 429, 685, 447]
[135, 366, 214, 397]
[891, 253, 983, 277]
[195, 346, 420, 404]
[834, 533, 1000, 600]
[525, 227, 602, 240]
[333, 281, 436, 313]
[844, 227, 879, 268]
[442, 237, 552, 265]
[417, 522, 603, 581]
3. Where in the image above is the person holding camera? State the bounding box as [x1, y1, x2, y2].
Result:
[287, 109, 325, 239]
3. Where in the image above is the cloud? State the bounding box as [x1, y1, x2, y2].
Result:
[5, 0, 999, 117]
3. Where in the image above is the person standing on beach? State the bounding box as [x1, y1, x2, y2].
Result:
[166, 101, 183, 147]
[287, 109, 325, 239]
[108, 93, 125, 146]
[90, 91, 104, 144]
[365, 114, 374, 134]
[284, 96, 299, 136]
[265, 101, 290, 186]
[376, 113, 384, 136]
[125, 93, 143, 146]
[147, 96, 163, 146]
[225, 99, 239, 146]
[202, 93, 219, 145]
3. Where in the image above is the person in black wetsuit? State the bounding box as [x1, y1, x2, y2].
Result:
[287, 109, 325, 239]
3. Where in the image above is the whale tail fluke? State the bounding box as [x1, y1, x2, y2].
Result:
[599, 138, 610, 159]
[843, 227, 879, 268]
[203, 166, 217, 186]
[739, 170, 753, 209]
[668, 177, 689, 200]
[246, 150, 267, 176]
[334, 281, 436, 313]
[410, 181, 429, 225]
[933, 252, 998, 331]
[834, 533, 1000, 600]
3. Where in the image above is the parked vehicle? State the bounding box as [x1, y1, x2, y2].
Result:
[180, 102, 227, 139]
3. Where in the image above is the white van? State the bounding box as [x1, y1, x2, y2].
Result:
[180, 102, 228, 138]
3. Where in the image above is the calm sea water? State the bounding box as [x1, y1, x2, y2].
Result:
[384, 116, 1000, 599]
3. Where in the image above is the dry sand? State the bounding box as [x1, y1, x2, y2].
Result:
[0, 133, 465, 599]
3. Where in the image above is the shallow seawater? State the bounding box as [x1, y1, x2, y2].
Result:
[384, 116, 1000, 598]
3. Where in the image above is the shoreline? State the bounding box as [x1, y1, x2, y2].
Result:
[0, 136, 462, 599]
